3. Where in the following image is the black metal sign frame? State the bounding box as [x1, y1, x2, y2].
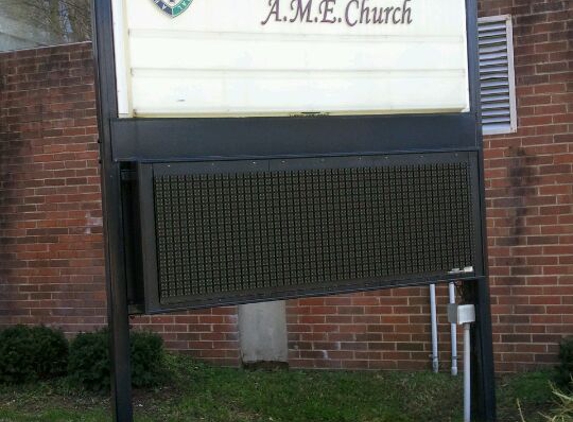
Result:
[92, 0, 496, 420]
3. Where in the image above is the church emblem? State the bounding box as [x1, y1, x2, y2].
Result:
[151, 0, 194, 18]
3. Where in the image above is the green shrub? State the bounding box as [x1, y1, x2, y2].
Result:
[0, 325, 68, 384]
[31, 325, 69, 379]
[68, 329, 110, 392]
[0, 326, 36, 384]
[130, 330, 166, 388]
[556, 336, 573, 390]
[68, 328, 167, 392]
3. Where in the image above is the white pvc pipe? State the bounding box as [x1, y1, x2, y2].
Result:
[429, 284, 439, 373]
[464, 323, 471, 422]
[449, 282, 458, 376]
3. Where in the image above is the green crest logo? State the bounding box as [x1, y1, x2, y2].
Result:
[152, 0, 194, 18]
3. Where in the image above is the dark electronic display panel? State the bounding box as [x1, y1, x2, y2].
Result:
[137, 152, 482, 313]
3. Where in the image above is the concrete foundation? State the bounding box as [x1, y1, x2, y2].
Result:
[238, 301, 288, 365]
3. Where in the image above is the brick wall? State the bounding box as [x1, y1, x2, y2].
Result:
[1, 0, 572, 374]
[0, 43, 240, 367]
[0, 44, 105, 332]
[478, 0, 573, 372]
[286, 287, 452, 370]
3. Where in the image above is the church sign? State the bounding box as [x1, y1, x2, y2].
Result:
[112, 0, 469, 118]
[92, 0, 495, 420]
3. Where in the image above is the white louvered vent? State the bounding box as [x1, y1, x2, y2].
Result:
[478, 16, 517, 135]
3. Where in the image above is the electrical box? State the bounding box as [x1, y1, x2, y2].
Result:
[448, 304, 476, 325]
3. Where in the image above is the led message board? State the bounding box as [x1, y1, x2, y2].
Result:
[137, 153, 480, 312]
[112, 0, 469, 117]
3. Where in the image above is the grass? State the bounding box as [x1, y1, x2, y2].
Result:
[0, 355, 559, 422]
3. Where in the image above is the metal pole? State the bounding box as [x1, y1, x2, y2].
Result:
[92, 1, 134, 421]
[461, 279, 496, 422]
[430, 284, 439, 373]
[464, 0, 497, 414]
[470, 279, 497, 422]
[449, 282, 458, 376]
[464, 323, 471, 422]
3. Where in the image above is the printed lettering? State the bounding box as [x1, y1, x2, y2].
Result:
[384, 7, 394, 24]
[261, 0, 281, 25]
[371, 7, 385, 24]
[345, 0, 359, 26]
[392, 6, 401, 23]
[261, 0, 415, 27]
[319, 0, 337, 23]
[360, 0, 371, 23]
[290, 0, 313, 23]
[402, 0, 413, 23]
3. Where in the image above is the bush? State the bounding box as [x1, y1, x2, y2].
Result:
[130, 331, 166, 388]
[68, 328, 167, 392]
[31, 325, 69, 379]
[0, 325, 68, 384]
[68, 329, 110, 392]
[556, 337, 573, 390]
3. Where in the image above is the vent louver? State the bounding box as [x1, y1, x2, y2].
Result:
[478, 16, 517, 135]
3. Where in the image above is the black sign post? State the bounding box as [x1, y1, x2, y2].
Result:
[92, 0, 495, 420]
[92, 1, 133, 420]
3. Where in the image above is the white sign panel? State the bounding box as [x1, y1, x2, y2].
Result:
[112, 0, 470, 118]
